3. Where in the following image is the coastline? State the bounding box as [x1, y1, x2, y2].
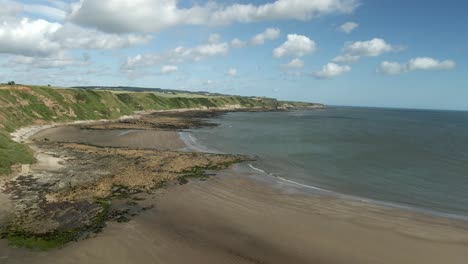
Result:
[180, 121, 468, 222]
[1, 110, 468, 263]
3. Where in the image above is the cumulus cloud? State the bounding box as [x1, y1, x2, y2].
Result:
[231, 38, 246, 48]
[332, 54, 360, 63]
[227, 68, 238, 76]
[343, 38, 395, 57]
[284, 58, 304, 69]
[407, 57, 456, 71]
[161, 65, 178, 74]
[0, 0, 22, 18]
[23, 3, 67, 20]
[251, 28, 280, 45]
[378, 61, 406, 75]
[273, 34, 316, 58]
[337, 22, 358, 33]
[69, 0, 360, 33]
[378, 57, 456, 75]
[208, 33, 221, 44]
[0, 18, 62, 57]
[313, 63, 350, 79]
[0, 16, 151, 66]
[333, 38, 397, 63]
[7, 52, 89, 68]
[53, 24, 152, 50]
[231, 28, 280, 48]
[122, 41, 229, 70]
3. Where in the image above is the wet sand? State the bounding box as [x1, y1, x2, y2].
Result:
[32, 126, 185, 150]
[2, 169, 468, 264]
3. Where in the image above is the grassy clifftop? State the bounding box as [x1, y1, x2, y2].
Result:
[0, 84, 322, 174]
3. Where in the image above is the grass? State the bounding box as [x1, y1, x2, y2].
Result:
[0, 132, 35, 174]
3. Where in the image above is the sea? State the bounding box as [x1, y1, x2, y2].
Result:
[181, 107, 468, 220]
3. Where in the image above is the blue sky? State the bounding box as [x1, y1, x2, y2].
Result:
[0, 0, 466, 110]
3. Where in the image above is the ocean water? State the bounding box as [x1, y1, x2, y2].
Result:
[184, 107, 468, 219]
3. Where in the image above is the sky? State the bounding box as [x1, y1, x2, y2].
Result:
[0, 0, 467, 110]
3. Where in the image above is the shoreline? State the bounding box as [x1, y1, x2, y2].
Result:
[228, 163, 468, 243]
[1, 109, 468, 263]
[181, 121, 468, 223]
[249, 162, 468, 222]
[176, 122, 468, 242]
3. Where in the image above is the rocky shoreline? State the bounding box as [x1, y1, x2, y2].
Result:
[0, 110, 247, 250]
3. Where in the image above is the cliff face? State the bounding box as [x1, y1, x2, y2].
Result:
[0, 85, 323, 174]
[0, 85, 289, 132]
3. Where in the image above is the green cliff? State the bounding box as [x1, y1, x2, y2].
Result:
[0, 84, 323, 174]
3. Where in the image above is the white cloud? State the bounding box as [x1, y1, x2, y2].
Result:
[251, 28, 280, 45]
[231, 38, 246, 48]
[407, 57, 456, 71]
[0, 17, 151, 58]
[378, 61, 406, 75]
[0, 0, 149, 72]
[333, 38, 397, 63]
[53, 24, 152, 50]
[0, 0, 22, 18]
[284, 58, 304, 69]
[123, 41, 229, 70]
[273, 34, 316, 58]
[7, 52, 89, 68]
[208, 33, 221, 44]
[378, 57, 456, 75]
[332, 54, 360, 63]
[337, 22, 358, 33]
[313, 63, 350, 79]
[0, 18, 62, 57]
[161, 65, 178, 74]
[343, 38, 395, 57]
[227, 68, 237, 76]
[0, 0, 69, 20]
[46, 0, 70, 11]
[23, 4, 67, 20]
[231, 28, 281, 48]
[185, 42, 229, 59]
[69, 0, 360, 33]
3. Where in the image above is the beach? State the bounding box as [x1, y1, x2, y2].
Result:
[1, 110, 468, 263]
[2, 169, 468, 263]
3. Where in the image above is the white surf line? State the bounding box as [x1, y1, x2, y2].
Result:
[117, 130, 137, 136]
[276, 176, 329, 192]
[247, 165, 468, 222]
[247, 164, 267, 174]
[178, 132, 223, 154]
[247, 164, 329, 192]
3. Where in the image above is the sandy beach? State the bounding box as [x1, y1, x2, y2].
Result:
[32, 126, 186, 150]
[1, 111, 468, 263]
[2, 169, 468, 264]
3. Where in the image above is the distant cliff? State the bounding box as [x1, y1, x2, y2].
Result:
[0, 84, 323, 174]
